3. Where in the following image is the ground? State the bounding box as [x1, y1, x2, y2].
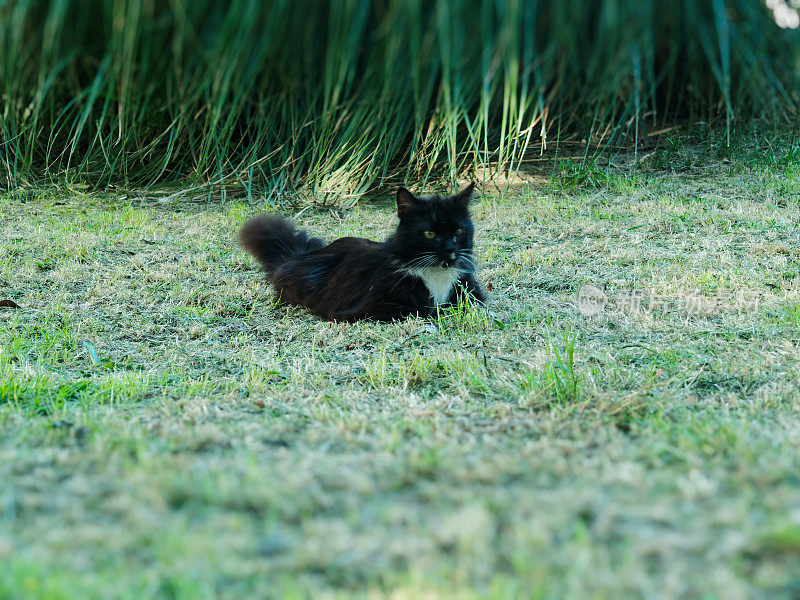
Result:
[2, 133, 800, 599]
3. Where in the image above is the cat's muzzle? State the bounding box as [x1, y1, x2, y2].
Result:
[440, 252, 457, 268]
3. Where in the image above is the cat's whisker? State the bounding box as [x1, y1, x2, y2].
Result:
[404, 254, 439, 270]
[456, 254, 476, 271]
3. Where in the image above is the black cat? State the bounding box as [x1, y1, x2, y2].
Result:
[239, 183, 486, 321]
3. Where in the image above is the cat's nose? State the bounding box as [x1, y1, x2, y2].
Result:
[449, 252, 456, 260]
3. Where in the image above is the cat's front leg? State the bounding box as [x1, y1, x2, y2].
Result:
[448, 273, 487, 305]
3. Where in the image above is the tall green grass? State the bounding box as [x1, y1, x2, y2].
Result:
[1, 0, 798, 199]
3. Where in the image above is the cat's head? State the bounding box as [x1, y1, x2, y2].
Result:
[393, 182, 476, 271]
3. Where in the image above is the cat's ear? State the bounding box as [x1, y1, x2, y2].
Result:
[396, 187, 418, 217]
[453, 181, 476, 209]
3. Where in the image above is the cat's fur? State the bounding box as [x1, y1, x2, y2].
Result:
[239, 183, 486, 322]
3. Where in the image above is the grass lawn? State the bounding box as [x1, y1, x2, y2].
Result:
[2, 135, 800, 598]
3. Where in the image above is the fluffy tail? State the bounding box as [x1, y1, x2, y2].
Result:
[238, 215, 325, 276]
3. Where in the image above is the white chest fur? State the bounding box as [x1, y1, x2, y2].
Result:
[418, 267, 459, 304]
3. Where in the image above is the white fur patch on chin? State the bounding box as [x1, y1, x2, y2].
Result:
[416, 267, 459, 304]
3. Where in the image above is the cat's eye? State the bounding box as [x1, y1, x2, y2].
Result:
[455, 228, 464, 237]
[423, 230, 436, 239]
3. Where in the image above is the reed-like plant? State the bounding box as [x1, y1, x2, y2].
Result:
[1, 0, 798, 200]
